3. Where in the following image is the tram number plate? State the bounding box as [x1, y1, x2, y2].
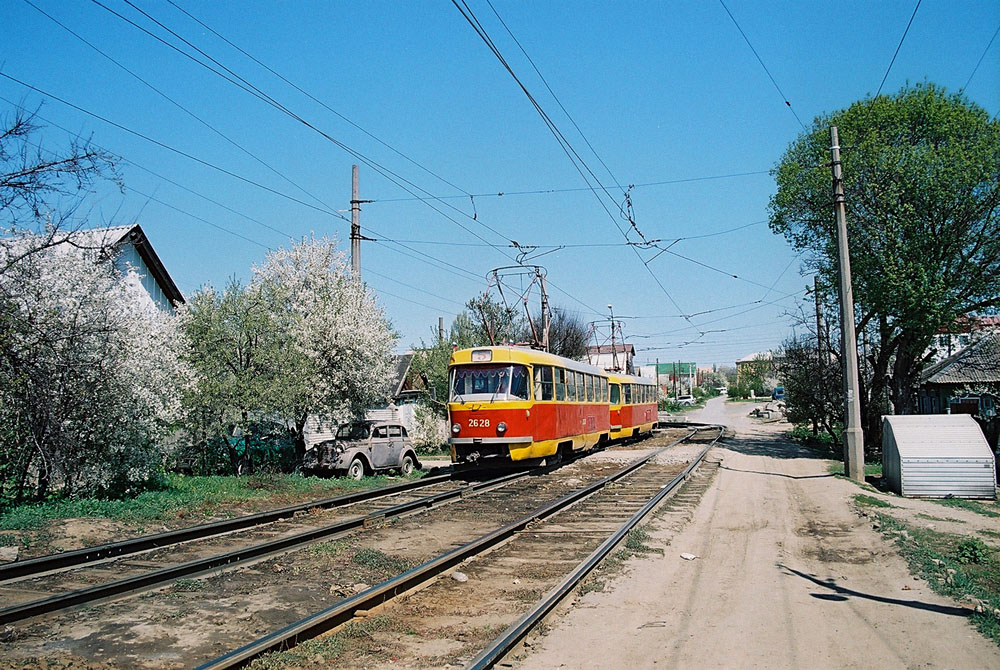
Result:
[468, 418, 490, 428]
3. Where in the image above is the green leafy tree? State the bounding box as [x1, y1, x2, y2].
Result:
[776, 336, 843, 443]
[770, 83, 1000, 448]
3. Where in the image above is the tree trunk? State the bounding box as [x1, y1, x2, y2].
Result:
[891, 334, 928, 416]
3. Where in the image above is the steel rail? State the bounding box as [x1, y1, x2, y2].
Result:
[466, 424, 725, 669]
[0, 471, 526, 626]
[0, 473, 454, 583]
[194, 428, 701, 670]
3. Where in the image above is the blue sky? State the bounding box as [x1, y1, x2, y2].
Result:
[2, 0, 998, 365]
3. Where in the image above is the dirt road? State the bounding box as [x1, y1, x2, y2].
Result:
[516, 396, 1000, 669]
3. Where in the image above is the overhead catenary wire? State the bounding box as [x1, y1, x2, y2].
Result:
[451, 0, 699, 333]
[0, 72, 353, 225]
[369, 170, 772, 203]
[22, 0, 336, 215]
[93, 0, 518, 258]
[163, 0, 473, 200]
[961, 21, 1000, 93]
[718, 0, 806, 130]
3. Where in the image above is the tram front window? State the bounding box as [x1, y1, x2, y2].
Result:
[451, 365, 529, 401]
[610, 383, 621, 405]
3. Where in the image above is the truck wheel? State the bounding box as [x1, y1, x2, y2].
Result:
[347, 458, 365, 481]
[400, 454, 415, 476]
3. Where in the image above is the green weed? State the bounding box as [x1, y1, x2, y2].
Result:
[350, 548, 412, 580]
[854, 494, 894, 509]
[247, 615, 400, 669]
[933, 497, 1000, 519]
[874, 512, 1000, 645]
[0, 473, 410, 531]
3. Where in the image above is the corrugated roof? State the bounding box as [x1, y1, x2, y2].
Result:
[883, 415, 992, 459]
[921, 331, 1000, 385]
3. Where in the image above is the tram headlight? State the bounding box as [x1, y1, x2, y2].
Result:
[451, 423, 461, 435]
[497, 421, 507, 435]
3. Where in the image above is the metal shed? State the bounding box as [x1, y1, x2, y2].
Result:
[882, 415, 996, 499]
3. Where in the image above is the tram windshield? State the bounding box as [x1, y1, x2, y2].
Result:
[450, 364, 530, 401]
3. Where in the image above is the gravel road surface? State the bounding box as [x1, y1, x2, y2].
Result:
[515, 396, 1000, 669]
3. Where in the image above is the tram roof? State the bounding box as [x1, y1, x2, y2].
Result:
[450, 346, 606, 376]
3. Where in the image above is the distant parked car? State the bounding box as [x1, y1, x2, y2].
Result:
[676, 395, 696, 406]
[302, 421, 420, 480]
[772, 386, 785, 401]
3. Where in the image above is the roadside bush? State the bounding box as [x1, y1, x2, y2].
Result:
[955, 538, 992, 566]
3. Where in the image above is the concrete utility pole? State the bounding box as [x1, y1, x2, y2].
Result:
[608, 305, 618, 371]
[814, 275, 827, 365]
[438, 317, 445, 344]
[656, 358, 661, 395]
[830, 126, 865, 482]
[350, 164, 361, 277]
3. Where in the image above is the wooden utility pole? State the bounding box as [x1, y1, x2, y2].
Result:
[830, 126, 865, 482]
[350, 164, 361, 277]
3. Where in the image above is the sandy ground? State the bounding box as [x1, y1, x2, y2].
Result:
[516, 396, 1000, 669]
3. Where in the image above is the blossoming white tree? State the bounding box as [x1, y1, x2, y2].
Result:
[254, 235, 397, 458]
[181, 235, 397, 470]
[0, 240, 188, 502]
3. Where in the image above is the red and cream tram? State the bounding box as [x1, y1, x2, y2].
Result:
[607, 372, 658, 440]
[448, 347, 611, 465]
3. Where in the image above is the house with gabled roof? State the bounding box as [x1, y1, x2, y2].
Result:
[69, 224, 184, 312]
[918, 331, 1000, 417]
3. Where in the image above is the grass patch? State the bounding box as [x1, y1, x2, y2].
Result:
[917, 513, 962, 523]
[932, 497, 1000, 519]
[247, 614, 400, 669]
[828, 461, 883, 478]
[854, 494, 895, 509]
[350, 548, 413, 582]
[310, 539, 350, 556]
[873, 512, 1000, 646]
[579, 525, 663, 597]
[0, 472, 413, 531]
[981, 529, 1000, 540]
[173, 578, 204, 592]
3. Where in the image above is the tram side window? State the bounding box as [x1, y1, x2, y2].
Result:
[556, 368, 567, 401]
[610, 383, 620, 405]
[534, 366, 554, 401]
[586, 375, 594, 402]
[601, 378, 608, 402]
[624, 383, 632, 404]
[576, 372, 585, 401]
[566, 370, 577, 401]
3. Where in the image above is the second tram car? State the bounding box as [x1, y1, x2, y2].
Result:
[448, 347, 611, 465]
[607, 372, 658, 440]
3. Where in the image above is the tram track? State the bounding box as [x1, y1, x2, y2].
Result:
[0, 426, 712, 669]
[0, 473, 523, 624]
[194, 425, 722, 670]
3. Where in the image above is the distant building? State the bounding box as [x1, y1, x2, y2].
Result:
[735, 351, 780, 390]
[587, 344, 635, 374]
[925, 315, 1000, 364]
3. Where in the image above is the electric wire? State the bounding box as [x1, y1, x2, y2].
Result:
[451, 0, 697, 332]
[718, 0, 806, 130]
[369, 170, 772, 202]
[0, 72, 352, 224]
[961, 21, 1000, 93]
[0, 93, 489, 293]
[483, 0, 620, 187]
[93, 0, 517, 257]
[23, 0, 336, 215]
[163, 0, 472, 200]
